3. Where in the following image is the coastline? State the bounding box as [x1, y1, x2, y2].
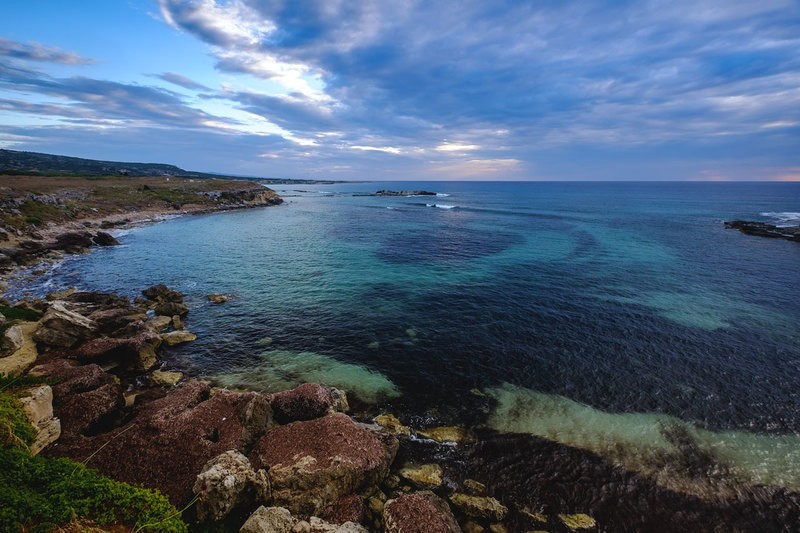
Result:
[3, 182, 800, 531]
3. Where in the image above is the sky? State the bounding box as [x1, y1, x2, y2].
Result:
[0, 0, 799, 181]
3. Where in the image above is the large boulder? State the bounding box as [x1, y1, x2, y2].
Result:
[448, 494, 508, 521]
[193, 451, 270, 522]
[249, 412, 398, 517]
[160, 330, 197, 346]
[384, 491, 462, 533]
[54, 231, 93, 252]
[33, 302, 98, 349]
[1, 324, 25, 356]
[269, 383, 348, 424]
[43, 381, 273, 505]
[92, 231, 119, 246]
[240, 506, 294, 533]
[142, 284, 189, 317]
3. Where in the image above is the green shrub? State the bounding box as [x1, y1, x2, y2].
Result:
[0, 389, 186, 532]
[0, 305, 43, 322]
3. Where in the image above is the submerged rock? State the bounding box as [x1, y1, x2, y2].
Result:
[250, 412, 398, 517]
[374, 414, 411, 436]
[208, 293, 229, 304]
[384, 491, 461, 533]
[193, 450, 270, 522]
[724, 220, 800, 242]
[398, 463, 443, 490]
[160, 330, 197, 346]
[151, 369, 183, 386]
[417, 426, 475, 444]
[448, 494, 508, 521]
[559, 514, 597, 531]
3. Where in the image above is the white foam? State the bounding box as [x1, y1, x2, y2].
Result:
[436, 193, 451, 197]
[426, 203, 456, 209]
[760, 212, 800, 227]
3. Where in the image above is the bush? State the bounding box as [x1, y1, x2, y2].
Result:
[0, 389, 187, 532]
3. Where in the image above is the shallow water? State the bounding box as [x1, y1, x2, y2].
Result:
[8, 181, 800, 506]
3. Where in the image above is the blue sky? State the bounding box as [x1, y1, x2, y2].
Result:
[1, 0, 799, 180]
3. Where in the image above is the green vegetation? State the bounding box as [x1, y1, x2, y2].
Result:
[0, 386, 187, 533]
[0, 304, 44, 322]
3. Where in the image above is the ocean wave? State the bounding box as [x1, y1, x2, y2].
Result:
[425, 203, 457, 209]
[760, 212, 800, 227]
[436, 192, 451, 197]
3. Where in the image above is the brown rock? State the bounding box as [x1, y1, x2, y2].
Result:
[146, 315, 172, 332]
[321, 495, 366, 526]
[92, 231, 119, 246]
[71, 329, 161, 370]
[250, 412, 398, 517]
[270, 383, 342, 424]
[1, 324, 24, 356]
[155, 301, 189, 317]
[142, 284, 184, 302]
[384, 491, 462, 533]
[374, 414, 411, 436]
[43, 381, 274, 505]
[151, 370, 183, 386]
[417, 426, 475, 444]
[398, 463, 443, 490]
[87, 307, 148, 335]
[208, 293, 229, 304]
[33, 301, 98, 349]
[241, 506, 294, 533]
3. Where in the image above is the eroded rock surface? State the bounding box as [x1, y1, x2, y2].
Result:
[384, 491, 462, 533]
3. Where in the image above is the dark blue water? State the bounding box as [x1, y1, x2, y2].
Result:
[9, 181, 800, 497]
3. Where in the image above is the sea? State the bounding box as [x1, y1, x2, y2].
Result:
[7, 181, 800, 529]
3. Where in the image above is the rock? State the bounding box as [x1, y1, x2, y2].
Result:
[250, 412, 399, 517]
[92, 231, 119, 246]
[417, 426, 475, 444]
[321, 494, 366, 526]
[146, 315, 173, 332]
[725, 220, 800, 242]
[160, 330, 197, 346]
[241, 506, 294, 533]
[172, 314, 185, 330]
[463, 522, 483, 533]
[46, 287, 76, 301]
[448, 494, 508, 521]
[1, 324, 24, 356]
[488, 525, 507, 533]
[54, 231, 93, 251]
[374, 414, 411, 436]
[463, 479, 487, 496]
[0, 321, 39, 376]
[18, 385, 61, 454]
[398, 463, 443, 489]
[208, 293, 229, 304]
[142, 284, 184, 302]
[42, 381, 273, 505]
[151, 370, 183, 386]
[33, 301, 98, 349]
[71, 329, 161, 370]
[270, 383, 344, 424]
[558, 514, 597, 531]
[384, 491, 461, 533]
[193, 450, 270, 522]
[155, 300, 189, 317]
[87, 307, 148, 335]
[307, 517, 367, 532]
[31, 360, 123, 437]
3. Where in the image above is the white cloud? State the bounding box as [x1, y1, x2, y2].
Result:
[435, 142, 480, 152]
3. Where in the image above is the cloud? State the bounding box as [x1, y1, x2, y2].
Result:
[0, 38, 95, 65]
[155, 71, 211, 91]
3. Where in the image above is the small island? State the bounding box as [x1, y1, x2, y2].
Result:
[724, 220, 800, 242]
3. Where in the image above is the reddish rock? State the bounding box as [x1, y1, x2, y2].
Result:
[250, 412, 398, 517]
[384, 491, 462, 533]
[29, 360, 123, 437]
[321, 495, 367, 526]
[87, 307, 148, 335]
[70, 329, 161, 370]
[270, 383, 341, 424]
[43, 381, 273, 505]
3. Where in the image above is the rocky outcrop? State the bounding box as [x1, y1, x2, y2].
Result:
[320, 495, 366, 526]
[208, 294, 229, 304]
[724, 220, 800, 242]
[0, 321, 39, 376]
[160, 330, 197, 346]
[384, 491, 462, 533]
[193, 451, 270, 522]
[142, 284, 189, 317]
[374, 414, 411, 436]
[18, 385, 61, 455]
[269, 383, 348, 424]
[240, 506, 294, 533]
[70, 329, 162, 370]
[92, 231, 119, 246]
[42, 380, 273, 505]
[1, 324, 24, 356]
[33, 301, 98, 349]
[250, 412, 398, 517]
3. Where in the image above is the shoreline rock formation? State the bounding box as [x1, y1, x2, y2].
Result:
[724, 220, 800, 242]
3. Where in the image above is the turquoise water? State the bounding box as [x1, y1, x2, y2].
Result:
[11, 181, 800, 500]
